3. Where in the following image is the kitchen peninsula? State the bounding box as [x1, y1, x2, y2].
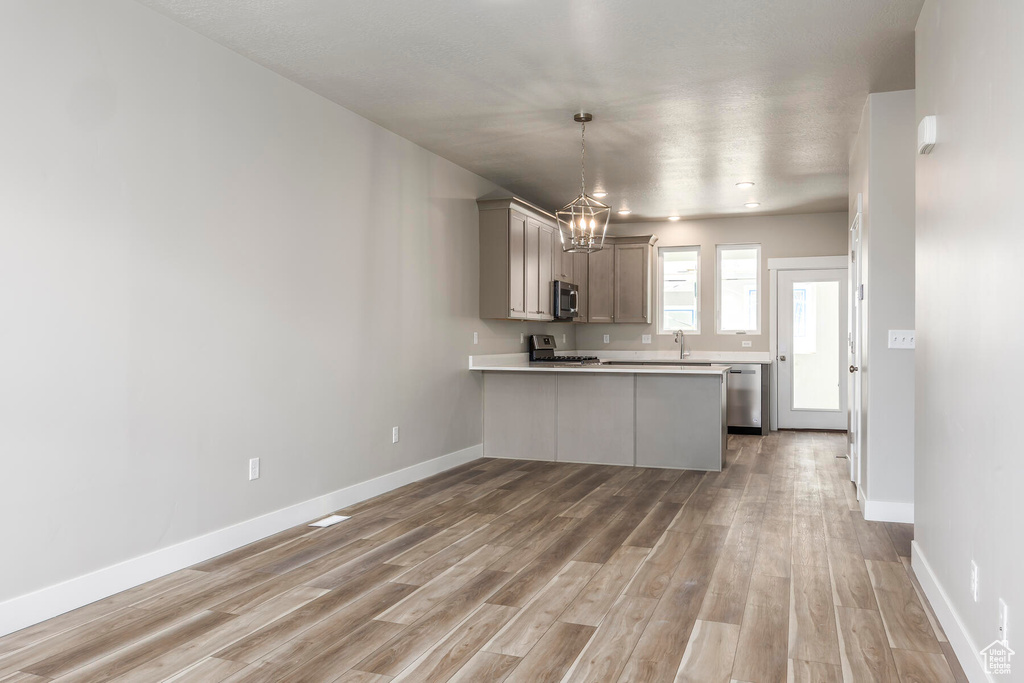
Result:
[470, 355, 728, 471]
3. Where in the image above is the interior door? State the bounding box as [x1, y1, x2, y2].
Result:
[848, 210, 863, 484]
[777, 269, 848, 430]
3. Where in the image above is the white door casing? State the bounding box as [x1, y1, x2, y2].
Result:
[848, 206, 864, 485]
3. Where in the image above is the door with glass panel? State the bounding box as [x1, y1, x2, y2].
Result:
[777, 269, 848, 429]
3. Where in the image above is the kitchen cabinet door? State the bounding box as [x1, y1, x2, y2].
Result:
[507, 211, 527, 319]
[536, 223, 555, 319]
[588, 246, 615, 323]
[555, 240, 575, 283]
[525, 218, 541, 318]
[614, 243, 650, 323]
[574, 251, 589, 322]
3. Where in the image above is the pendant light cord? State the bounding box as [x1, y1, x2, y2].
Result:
[580, 121, 586, 197]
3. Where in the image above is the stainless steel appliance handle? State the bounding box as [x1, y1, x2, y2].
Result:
[569, 289, 579, 312]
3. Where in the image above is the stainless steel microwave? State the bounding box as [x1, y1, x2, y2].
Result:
[553, 280, 579, 321]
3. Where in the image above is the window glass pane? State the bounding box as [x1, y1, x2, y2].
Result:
[718, 246, 759, 332]
[792, 280, 841, 410]
[661, 248, 699, 332]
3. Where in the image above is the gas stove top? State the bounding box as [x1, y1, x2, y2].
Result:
[531, 355, 601, 365]
[527, 335, 601, 366]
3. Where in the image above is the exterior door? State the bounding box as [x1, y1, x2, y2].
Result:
[849, 209, 864, 484]
[777, 269, 848, 429]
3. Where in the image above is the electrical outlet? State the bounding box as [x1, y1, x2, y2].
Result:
[392, 426, 400, 444]
[562, 333, 566, 344]
[742, 341, 752, 348]
[642, 334, 652, 344]
[248, 458, 260, 481]
[603, 334, 610, 344]
[473, 332, 478, 345]
[888, 330, 916, 349]
[971, 561, 979, 602]
[999, 598, 1009, 643]
[520, 333, 525, 344]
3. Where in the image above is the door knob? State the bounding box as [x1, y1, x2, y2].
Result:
[849, 365, 859, 373]
[778, 355, 786, 362]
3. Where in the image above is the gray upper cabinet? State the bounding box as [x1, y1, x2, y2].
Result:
[507, 211, 527, 318]
[588, 246, 615, 323]
[554, 239, 575, 283]
[574, 251, 589, 322]
[478, 197, 557, 321]
[614, 237, 655, 323]
[532, 221, 555, 320]
[479, 197, 652, 324]
[581, 235, 656, 324]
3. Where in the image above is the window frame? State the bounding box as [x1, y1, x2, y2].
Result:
[715, 243, 762, 335]
[657, 245, 702, 335]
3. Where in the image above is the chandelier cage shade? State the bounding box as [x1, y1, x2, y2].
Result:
[556, 114, 610, 253]
[556, 194, 610, 254]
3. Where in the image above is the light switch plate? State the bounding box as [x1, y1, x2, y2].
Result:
[473, 332, 478, 345]
[603, 334, 610, 344]
[742, 341, 752, 348]
[642, 334, 652, 344]
[392, 426, 400, 444]
[248, 458, 260, 481]
[888, 330, 916, 349]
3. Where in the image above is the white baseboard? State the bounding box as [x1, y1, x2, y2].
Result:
[911, 541, 992, 683]
[0, 444, 482, 638]
[862, 499, 915, 523]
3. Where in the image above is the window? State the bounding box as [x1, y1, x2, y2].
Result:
[658, 246, 700, 334]
[716, 244, 761, 334]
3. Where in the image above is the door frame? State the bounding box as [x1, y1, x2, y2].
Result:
[767, 256, 848, 431]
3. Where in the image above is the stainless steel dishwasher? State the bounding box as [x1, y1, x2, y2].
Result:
[726, 364, 763, 433]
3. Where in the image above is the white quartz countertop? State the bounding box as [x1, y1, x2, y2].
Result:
[469, 354, 730, 376]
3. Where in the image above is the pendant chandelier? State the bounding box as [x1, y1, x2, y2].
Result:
[556, 113, 610, 253]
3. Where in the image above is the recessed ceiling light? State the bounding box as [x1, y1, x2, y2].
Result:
[736, 182, 755, 189]
[617, 209, 632, 215]
[667, 216, 681, 221]
[593, 191, 608, 198]
[744, 202, 760, 208]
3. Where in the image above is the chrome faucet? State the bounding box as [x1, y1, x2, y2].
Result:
[674, 330, 690, 359]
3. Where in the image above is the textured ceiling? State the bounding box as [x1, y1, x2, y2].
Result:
[137, 0, 922, 221]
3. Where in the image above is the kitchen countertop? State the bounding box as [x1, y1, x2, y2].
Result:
[469, 354, 730, 376]
[576, 350, 772, 364]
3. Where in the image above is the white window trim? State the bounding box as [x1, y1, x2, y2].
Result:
[657, 245, 701, 335]
[716, 243, 762, 335]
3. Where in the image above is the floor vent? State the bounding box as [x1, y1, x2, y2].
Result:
[308, 514, 351, 528]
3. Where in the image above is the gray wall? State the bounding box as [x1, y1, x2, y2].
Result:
[0, 0, 526, 604]
[916, 0, 1023, 669]
[575, 213, 849, 352]
[848, 91, 917, 511]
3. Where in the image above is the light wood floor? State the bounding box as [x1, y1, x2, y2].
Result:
[0, 432, 967, 683]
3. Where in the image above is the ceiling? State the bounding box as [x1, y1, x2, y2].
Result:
[137, 0, 923, 221]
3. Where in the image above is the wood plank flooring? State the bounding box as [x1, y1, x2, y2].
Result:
[0, 432, 966, 682]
